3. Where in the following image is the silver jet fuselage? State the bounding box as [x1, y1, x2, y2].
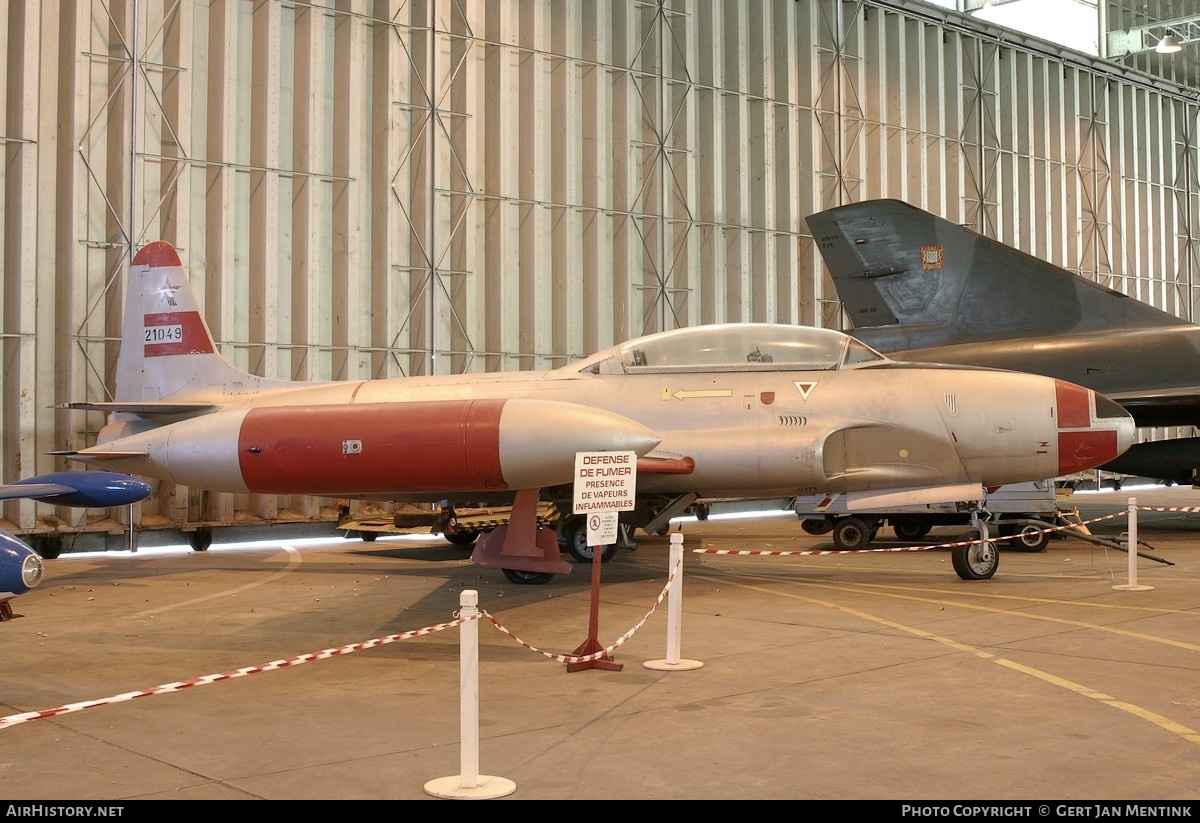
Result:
[75, 323, 1134, 504]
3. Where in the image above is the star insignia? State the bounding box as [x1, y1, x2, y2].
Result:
[153, 281, 181, 307]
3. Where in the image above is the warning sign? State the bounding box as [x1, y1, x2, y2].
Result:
[587, 511, 619, 546]
[572, 451, 637, 514]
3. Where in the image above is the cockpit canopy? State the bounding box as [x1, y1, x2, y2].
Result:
[574, 323, 891, 375]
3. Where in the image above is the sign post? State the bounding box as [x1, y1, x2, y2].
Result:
[567, 451, 637, 672]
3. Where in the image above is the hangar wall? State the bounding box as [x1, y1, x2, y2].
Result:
[1, 0, 1197, 544]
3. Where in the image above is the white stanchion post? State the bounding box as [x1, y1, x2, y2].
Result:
[424, 590, 516, 799]
[1114, 497, 1153, 591]
[645, 532, 703, 671]
[1127, 498, 1137, 587]
[460, 590, 480, 787]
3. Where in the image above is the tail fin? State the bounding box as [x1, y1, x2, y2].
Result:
[806, 199, 1181, 351]
[113, 242, 296, 404]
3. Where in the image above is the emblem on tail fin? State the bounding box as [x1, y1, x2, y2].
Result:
[920, 245, 943, 270]
[152, 281, 181, 306]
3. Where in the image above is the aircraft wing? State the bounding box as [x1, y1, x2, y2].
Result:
[0, 472, 153, 507]
[0, 471, 150, 621]
[0, 483, 78, 501]
[1105, 387, 1200, 423]
[875, 328, 1200, 429]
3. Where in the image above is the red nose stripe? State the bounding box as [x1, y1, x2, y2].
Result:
[1055, 380, 1092, 428]
[1054, 380, 1118, 474]
[1058, 430, 1119, 475]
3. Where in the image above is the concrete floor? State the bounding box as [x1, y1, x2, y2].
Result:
[2, 486, 1199, 801]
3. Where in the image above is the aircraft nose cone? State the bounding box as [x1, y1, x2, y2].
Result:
[1094, 392, 1137, 457]
[1056, 385, 1138, 476]
[625, 427, 663, 456]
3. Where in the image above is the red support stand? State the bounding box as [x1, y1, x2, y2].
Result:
[469, 488, 570, 576]
[567, 537, 621, 672]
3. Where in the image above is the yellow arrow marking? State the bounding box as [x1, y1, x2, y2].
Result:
[662, 388, 734, 401]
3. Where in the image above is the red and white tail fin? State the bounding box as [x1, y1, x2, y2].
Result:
[114, 242, 295, 403]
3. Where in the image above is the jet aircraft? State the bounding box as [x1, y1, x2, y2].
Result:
[54, 241, 1135, 582]
[806, 198, 1200, 486]
[0, 471, 151, 620]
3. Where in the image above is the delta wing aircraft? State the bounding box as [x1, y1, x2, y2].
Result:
[0, 471, 151, 620]
[54, 242, 1135, 582]
[806, 198, 1200, 486]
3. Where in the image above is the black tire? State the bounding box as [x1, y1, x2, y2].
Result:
[444, 530, 480, 546]
[951, 540, 999, 580]
[998, 522, 1051, 553]
[694, 503, 710, 521]
[359, 531, 379, 543]
[560, 515, 617, 563]
[891, 518, 931, 541]
[502, 568, 554, 585]
[31, 535, 63, 560]
[800, 518, 834, 536]
[832, 517, 874, 551]
[190, 527, 213, 552]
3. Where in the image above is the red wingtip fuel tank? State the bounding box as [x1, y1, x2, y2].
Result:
[73, 398, 661, 496]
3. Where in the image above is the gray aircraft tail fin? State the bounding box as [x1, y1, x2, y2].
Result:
[806, 199, 1181, 352]
[114, 242, 307, 404]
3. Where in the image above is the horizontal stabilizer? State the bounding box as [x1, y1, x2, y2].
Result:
[49, 449, 149, 460]
[57, 401, 217, 415]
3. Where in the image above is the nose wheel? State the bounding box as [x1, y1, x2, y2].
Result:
[951, 539, 999, 580]
[558, 514, 618, 564]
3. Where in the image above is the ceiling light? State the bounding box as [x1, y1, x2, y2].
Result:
[1156, 34, 1183, 54]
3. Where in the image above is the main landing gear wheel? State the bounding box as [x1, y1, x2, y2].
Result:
[502, 568, 554, 585]
[30, 535, 63, 560]
[444, 529, 481, 546]
[831, 516, 876, 551]
[891, 518, 931, 541]
[951, 539, 999, 580]
[800, 519, 834, 536]
[998, 522, 1051, 553]
[561, 515, 617, 564]
[190, 526, 213, 552]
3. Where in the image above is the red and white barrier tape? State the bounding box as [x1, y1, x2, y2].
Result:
[481, 556, 681, 663]
[687, 510, 1129, 557]
[0, 505, 1170, 730]
[0, 618, 469, 730]
[0, 556, 683, 730]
